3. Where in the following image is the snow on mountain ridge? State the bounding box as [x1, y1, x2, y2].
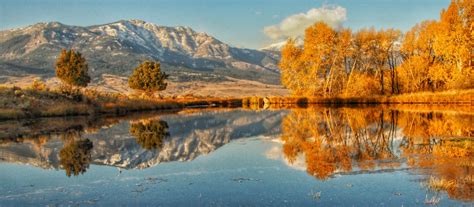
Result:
[84, 19, 232, 59]
[0, 19, 281, 84]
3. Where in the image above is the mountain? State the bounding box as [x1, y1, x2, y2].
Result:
[260, 37, 304, 52]
[0, 20, 280, 84]
[260, 41, 287, 52]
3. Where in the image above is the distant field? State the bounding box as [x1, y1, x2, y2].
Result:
[0, 74, 290, 98]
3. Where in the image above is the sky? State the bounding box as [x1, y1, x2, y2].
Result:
[0, 0, 452, 49]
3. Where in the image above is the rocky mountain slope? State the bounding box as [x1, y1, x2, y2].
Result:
[0, 20, 280, 84]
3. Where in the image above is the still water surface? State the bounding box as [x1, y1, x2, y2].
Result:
[0, 107, 472, 206]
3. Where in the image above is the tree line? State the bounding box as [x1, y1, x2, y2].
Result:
[280, 0, 472, 97]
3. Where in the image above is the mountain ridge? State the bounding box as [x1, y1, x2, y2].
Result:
[0, 19, 281, 84]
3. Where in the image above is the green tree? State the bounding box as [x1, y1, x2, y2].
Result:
[55, 49, 91, 87]
[128, 61, 168, 96]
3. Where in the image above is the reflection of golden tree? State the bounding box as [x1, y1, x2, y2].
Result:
[280, 107, 473, 201]
[281, 108, 399, 180]
[401, 139, 473, 201]
[59, 138, 93, 177]
[130, 119, 170, 150]
[398, 111, 473, 202]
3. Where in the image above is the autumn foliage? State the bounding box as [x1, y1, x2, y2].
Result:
[280, 0, 473, 97]
[280, 107, 473, 201]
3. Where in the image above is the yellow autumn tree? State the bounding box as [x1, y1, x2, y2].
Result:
[280, 22, 402, 97]
[397, 0, 473, 92]
[280, 0, 472, 97]
[433, 0, 473, 89]
[280, 39, 305, 95]
[397, 21, 440, 92]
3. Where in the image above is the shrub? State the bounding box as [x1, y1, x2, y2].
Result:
[30, 79, 47, 91]
[55, 49, 91, 88]
[128, 61, 168, 96]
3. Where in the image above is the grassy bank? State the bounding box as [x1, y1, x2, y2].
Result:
[0, 86, 241, 120]
[243, 89, 473, 108]
[1, 86, 471, 120]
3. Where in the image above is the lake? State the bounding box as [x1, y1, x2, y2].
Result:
[0, 106, 472, 206]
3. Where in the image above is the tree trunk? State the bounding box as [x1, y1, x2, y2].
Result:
[380, 69, 385, 95]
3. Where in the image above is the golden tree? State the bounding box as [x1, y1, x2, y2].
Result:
[398, 21, 441, 92]
[280, 22, 356, 97]
[280, 22, 402, 97]
[434, 0, 473, 89]
[280, 0, 473, 97]
[280, 39, 304, 95]
[397, 0, 473, 92]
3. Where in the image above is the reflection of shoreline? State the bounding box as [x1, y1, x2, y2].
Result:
[0, 110, 181, 141]
[0, 109, 286, 171]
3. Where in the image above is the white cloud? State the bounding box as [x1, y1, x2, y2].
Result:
[263, 5, 347, 40]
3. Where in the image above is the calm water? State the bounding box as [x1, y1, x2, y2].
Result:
[0, 107, 472, 206]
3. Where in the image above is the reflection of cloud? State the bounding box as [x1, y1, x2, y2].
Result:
[265, 143, 306, 171]
[285, 153, 306, 171]
[265, 146, 282, 160]
[263, 5, 347, 40]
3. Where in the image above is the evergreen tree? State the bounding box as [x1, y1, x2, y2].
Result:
[128, 61, 168, 95]
[55, 49, 91, 87]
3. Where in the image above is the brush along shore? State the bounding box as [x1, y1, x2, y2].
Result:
[0, 86, 241, 120]
[243, 89, 473, 107]
[1, 86, 472, 120]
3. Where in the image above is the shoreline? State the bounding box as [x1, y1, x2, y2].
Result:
[0, 87, 472, 121]
[243, 89, 473, 107]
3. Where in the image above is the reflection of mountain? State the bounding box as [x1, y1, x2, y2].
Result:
[1, 107, 471, 202]
[0, 109, 287, 170]
[93, 110, 286, 169]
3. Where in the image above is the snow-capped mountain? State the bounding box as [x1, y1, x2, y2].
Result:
[260, 37, 304, 52]
[260, 41, 288, 52]
[0, 20, 280, 83]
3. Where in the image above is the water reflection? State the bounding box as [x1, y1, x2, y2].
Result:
[0, 107, 472, 202]
[279, 107, 473, 202]
[59, 137, 93, 177]
[0, 109, 285, 172]
[130, 119, 170, 150]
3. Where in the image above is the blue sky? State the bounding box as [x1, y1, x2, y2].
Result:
[0, 0, 451, 49]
